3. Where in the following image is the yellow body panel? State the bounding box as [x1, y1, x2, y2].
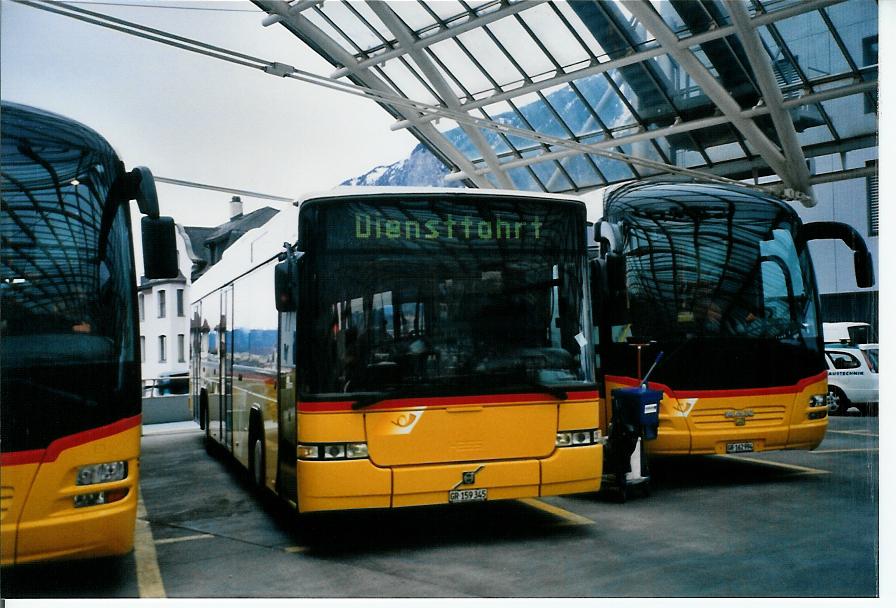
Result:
[604, 377, 829, 455]
[364, 403, 556, 467]
[0, 424, 140, 565]
[294, 395, 603, 513]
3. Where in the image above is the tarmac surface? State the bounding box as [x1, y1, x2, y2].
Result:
[1, 414, 880, 600]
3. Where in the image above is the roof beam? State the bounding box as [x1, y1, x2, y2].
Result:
[444, 80, 876, 182]
[726, 0, 812, 200]
[330, 0, 551, 79]
[261, 0, 323, 27]
[253, 0, 494, 188]
[621, 0, 806, 202]
[367, 1, 514, 189]
[390, 0, 846, 130]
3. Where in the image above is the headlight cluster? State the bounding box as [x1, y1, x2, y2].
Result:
[807, 394, 830, 420]
[556, 429, 602, 447]
[297, 442, 369, 461]
[809, 394, 830, 408]
[73, 461, 129, 508]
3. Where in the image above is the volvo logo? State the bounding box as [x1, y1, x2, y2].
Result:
[725, 409, 755, 426]
[452, 465, 484, 489]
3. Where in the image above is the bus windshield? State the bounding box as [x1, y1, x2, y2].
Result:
[299, 196, 594, 399]
[603, 183, 823, 389]
[1, 106, 140, 451]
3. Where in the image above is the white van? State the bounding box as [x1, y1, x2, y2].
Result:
[823, 321, 875, 345]
[825, 343, 878, 415]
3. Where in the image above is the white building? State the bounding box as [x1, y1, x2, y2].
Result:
[138, 227, 193, 385]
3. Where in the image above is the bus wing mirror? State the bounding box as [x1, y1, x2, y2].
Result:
[591, 253, 628, 325]
[596, 220, 622, 255]
[799, 221, 875, 288]
[127, 166, 160, 218]
[274, 258, 298, 312]
[854, 250, 875, 288]
[142, 216, 179, 279]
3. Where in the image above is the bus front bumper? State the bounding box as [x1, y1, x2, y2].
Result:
[296, 443, 602, 512]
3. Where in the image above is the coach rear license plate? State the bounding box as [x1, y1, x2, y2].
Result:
[726, 441, 754, 454]
[449, 488, 487, 503]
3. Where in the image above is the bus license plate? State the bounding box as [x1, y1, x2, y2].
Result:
[726, 442, 754, 454]
[449, 488, 487, 503]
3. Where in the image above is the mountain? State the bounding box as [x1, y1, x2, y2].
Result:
[340, 142, 464, 188]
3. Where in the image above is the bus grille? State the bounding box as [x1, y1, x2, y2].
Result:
[0, 486, 13, 521]
[691, 404, 788, 430]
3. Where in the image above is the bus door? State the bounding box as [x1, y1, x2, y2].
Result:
[222, 285, 234, 449]
[277, 309, 298, 501]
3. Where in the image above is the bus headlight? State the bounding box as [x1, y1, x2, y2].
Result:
[809, 394, 828, 408]
[76, 461, 127, 486]
[297, 442, 368, 460]
[73, 488, 129, 508]
[556, 429, 600, 447]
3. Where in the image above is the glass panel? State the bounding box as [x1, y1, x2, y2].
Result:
[773, 10, 850, 78]
[516, 95, 570, 139]
[314, 3, 383, 53]
[608, 62, 675, 126]
[426, 1, 469, 23]
[589, 153, 635, 183]
[518, 3, 592, 69]
[576, 73, 638, 131]
[527, 155, 574, 192]
[507, 165, 540, 191]
[455, 28, 523, 88]
[378, 58, 440, 106]
[430, 38, 497, 99]
[486, 14, 555, 79]
[821, 94, 878, 139]
[542, 84, 603, 138]
[304, 9, 363, 55]
[824, 0, 879, 68]
[553, 1, 609, 58]
[388, 1, 440, 32]
[559, 154, 602, 190]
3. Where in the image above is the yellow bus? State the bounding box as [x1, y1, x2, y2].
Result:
[192, 188, 603, 512]
[590, 180, 874, 456]
[1, 101, 177, 565]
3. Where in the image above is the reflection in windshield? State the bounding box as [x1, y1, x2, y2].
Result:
[300, 198, 593, 399]
[611, 186, 820, 348]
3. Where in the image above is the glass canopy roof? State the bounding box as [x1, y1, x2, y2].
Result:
[253, 0, 877, 205]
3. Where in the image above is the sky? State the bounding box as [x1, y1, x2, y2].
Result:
[0, 0, 422, 228]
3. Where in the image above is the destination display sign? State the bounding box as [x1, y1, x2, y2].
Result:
[301, 196, 583, 253]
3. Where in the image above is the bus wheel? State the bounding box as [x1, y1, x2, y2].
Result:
[828, 387, 850, 416]
[249, 424, 265, 489]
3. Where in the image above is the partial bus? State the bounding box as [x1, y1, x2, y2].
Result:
[192, 188, 602, 512]
[1, 101, 177, 565]
[589, 180, 873, 456]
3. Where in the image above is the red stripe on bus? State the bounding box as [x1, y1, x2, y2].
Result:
[604, 371, 827, 399]
[298, 390, 599, 413]
[0, 415, 142, 466]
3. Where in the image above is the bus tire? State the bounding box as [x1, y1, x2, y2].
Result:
[827, 386, 850, 416]
[249, 415, 265, 490]
[199, 390, 208, 431]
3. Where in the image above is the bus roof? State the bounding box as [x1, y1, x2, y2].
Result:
[294, 186, 587, 208]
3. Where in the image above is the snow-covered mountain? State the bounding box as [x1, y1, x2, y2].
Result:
[340, 142, 463, 188]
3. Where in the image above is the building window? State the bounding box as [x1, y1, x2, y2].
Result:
[177, 289, 185, 317]
[158, 290, 166, 319]
[867, 160, 878, 237]
[178, 334, 185, 362]
[140, 336, 145, 363]
[158, 335, 167, 363]
[139, 293, 145, 321]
